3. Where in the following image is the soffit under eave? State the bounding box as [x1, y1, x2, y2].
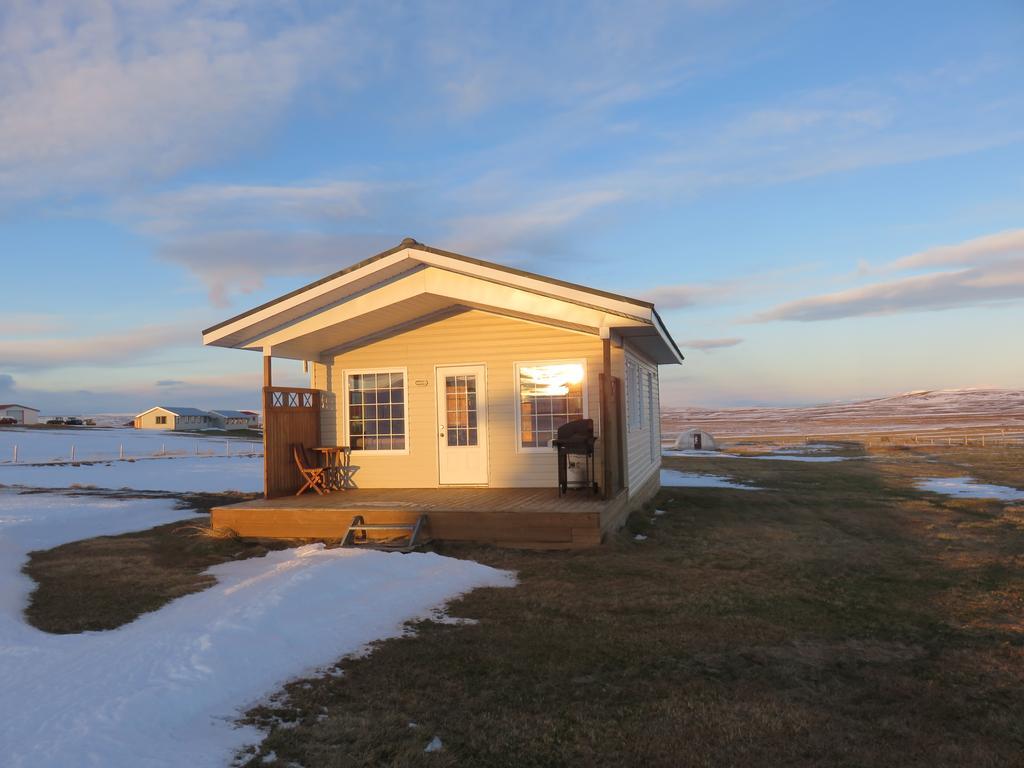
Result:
[235, 274, 648, 354]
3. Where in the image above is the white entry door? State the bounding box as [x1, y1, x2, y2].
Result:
[436, 364, 488, 485]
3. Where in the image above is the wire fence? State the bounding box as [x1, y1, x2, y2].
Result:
[3, 440, 264, 465]
[663, 430, 1024, 449]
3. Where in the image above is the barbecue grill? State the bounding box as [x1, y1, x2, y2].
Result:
[552, 418, 597, 495]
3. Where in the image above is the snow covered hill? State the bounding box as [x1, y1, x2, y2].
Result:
[662, 388, 1024, 438]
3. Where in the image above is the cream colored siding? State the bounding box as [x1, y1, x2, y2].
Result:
[623, 344, 660, 497]
[320, 310, 604, 488]
[135, 409, 177, 430]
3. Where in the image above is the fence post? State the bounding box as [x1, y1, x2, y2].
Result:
[12, 445, 17, 463]
[161, 443, 165, 456]
[70, 445, 76, 462]
[119, 443, 124, 460]
[226, 440, 231, 456]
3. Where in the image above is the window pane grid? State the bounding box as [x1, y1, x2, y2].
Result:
[518, 363, 584, 448]
[348, 372, 406, 451]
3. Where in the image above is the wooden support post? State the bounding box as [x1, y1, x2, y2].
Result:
[602, 335, 614, 500]
[263, 349, 272, 388]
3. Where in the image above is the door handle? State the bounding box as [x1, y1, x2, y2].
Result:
[439, 425, 446, 438]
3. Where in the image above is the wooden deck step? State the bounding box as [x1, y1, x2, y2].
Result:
[342, 514, 428, 550]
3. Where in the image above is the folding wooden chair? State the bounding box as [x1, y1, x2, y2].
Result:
[292, 444, 329, 496]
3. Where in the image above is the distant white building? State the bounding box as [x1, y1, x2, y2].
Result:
[133, 407, 215, 430]
[239, 410, 261, 428]
[673, 428, 717, 451]
[209, 410, 258, 429]
[0, 404, 39, 425]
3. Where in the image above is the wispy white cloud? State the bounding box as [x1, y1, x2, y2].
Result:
[0, 1, 374, 197]
[120, 179, 398, 303]
[680, 337, 743, 351]
[416, 1, 726, 117]
[886, 228, 1024, 271]
[445, 189, 625, 260]
[158, 229, 393, 306]
[752, 229, 1024, 322]
[428, 64, 1024, 265]
[0, 324, 194, 369]
[126, 181, 375, 236]
[640, 283, 729, 310]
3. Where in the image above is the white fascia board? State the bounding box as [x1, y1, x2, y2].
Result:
[203, 247, 655, 348]
[241, 266, 648, 353]
[651, 311, 685, 364]
[202, 252, 415, 346]
[411, 249, 653, 320]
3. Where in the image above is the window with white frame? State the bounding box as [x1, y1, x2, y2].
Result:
[626, 358, 645, 431]
[515, 361, 586, 450]
[646, 370, 656, 460]
[346, 370, 407, 451]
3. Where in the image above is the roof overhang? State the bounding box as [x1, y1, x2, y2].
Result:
[203, 242, 684, 365]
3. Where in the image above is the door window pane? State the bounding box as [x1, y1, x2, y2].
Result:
[445, 374, 478, 447]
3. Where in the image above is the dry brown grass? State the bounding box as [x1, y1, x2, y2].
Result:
[232, 444, 1024, 767]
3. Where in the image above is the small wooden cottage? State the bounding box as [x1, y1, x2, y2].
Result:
[204, 239, 683, 547]
[133, 406, 216, 430]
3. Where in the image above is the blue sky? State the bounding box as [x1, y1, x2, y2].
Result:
[1, 0, 1022, 414]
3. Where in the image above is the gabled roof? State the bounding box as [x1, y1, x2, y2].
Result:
[135, 406, 212, 419]
[0, 404, 39, 411]
[203, 239, 684, 365]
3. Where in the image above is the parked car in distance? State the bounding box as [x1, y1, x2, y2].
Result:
[46, 417, 65, 425]
[0, 417, 16, 425]
[63, 417, 84, 426]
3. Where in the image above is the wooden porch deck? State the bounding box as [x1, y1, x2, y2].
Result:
[212, 486, 632, 549]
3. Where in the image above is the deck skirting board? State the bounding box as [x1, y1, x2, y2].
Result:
[210, 485, 654, 549]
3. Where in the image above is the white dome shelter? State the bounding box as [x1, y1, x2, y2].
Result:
[674, 428, 717, 451]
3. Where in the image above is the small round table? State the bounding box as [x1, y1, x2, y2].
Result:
[312, 446, 353, 491]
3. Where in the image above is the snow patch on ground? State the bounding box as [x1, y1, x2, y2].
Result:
[915, 477, 1024, 501]
[659, 469, 761, 490]
[749, 454, 851, 463]
[0, 489, 514, 767]
[771, 444, 846, 454]
[0, 455, 262, 493]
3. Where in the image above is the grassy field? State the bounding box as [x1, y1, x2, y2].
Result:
[235, 445, 1024, 767]
[21, 446, 1024, 766]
